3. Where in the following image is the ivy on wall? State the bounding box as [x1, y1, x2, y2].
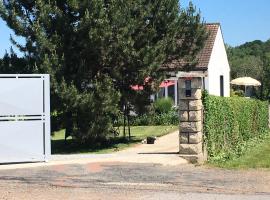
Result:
[203, 92, 269, 162]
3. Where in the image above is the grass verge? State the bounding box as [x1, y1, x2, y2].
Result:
[51, 126, 177, 154]
[210, 134, 270, 169]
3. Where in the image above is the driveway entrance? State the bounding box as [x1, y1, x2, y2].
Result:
[51, 130, 187, 166]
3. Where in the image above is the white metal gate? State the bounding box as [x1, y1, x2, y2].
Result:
[0, 74, 50, 163]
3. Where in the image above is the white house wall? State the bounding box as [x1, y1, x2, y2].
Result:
[206, 27, 230, 97]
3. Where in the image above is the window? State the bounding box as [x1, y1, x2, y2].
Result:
[220, 75, 224, 97]
[185, 80, 191, 97]
[168, 84, 175, 103]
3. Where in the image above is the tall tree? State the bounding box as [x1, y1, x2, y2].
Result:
[0, 48, 28, 73]
[0, 0, 207, 142]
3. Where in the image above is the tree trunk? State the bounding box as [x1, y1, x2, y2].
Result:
[65, 111, 73, 142]
[123, 104, 126, 138]
[127, 103, 131, 141]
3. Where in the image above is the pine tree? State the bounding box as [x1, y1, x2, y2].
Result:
[0, 48, 30, 73]
[0, 0, 207, 142]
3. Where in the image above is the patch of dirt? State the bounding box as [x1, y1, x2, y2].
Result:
[86, 163, 104, 173]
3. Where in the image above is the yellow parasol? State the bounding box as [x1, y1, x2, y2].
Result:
[231, 77, 261, 97]
[231, 77, 261, 86]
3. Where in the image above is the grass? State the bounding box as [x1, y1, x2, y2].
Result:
[51, 126, 178, 154]
[211, 136, 270, 169]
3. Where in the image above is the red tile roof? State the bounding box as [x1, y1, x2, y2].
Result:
[163, 23, 220, 71]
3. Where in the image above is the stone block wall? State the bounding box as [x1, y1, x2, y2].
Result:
[178, 77, 206, 163]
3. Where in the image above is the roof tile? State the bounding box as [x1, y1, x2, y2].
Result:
[163, 23, 220, 71]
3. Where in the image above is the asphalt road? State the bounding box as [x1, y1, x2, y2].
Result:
[0, 162, 269, 200]
[0, 132, 269, 199]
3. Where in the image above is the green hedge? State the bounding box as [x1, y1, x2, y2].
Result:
[203, 93, 269, 162]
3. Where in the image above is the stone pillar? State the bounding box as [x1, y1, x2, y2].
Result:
[178, 76, 206, 163]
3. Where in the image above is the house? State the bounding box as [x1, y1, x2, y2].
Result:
[153, 23, 231, 106]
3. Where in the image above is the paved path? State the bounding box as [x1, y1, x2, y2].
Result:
[117, 130, 180, 154]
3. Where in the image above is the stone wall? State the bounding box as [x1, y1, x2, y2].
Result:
[178, 77, 206, 163]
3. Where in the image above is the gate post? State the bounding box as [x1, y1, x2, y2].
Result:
[177, 72, 207, 163]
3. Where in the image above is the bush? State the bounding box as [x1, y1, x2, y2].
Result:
[230, 89, 244, 97]
[203, 93, 269, 162]
[130, 110, 178, 126]
[123, 98, 177, 126]
[131, 114, 153, 126]
[153, 98, 174, 114]
[152, 111, 178, 125]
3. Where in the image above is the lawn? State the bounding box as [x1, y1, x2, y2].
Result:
[51, 126, 178, 154]
[213, 136, 270, 169]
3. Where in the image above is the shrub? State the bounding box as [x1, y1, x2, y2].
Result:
[153, 111, 178, 125]
[130, 110, 178, 126]
[153, 98, 174, 114]
[126, 98, 177, 126]
[203, 93, 269, 162]
[131, 114, 153, 126]
[230, 89, 244, 97]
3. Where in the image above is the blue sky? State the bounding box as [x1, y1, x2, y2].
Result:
[182, 0, 270, 46]
[1, 0, 270, 57]
[0, 19, 25, 57]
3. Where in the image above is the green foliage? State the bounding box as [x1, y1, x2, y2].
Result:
[153, 98, 174, 114]
[152, 111, 178, 125]
[61, 75, 120, 143]
[129, 90, 153, 116]
[131, 114, 153, 126]
[0, 49, 32, 73]
[129, 97, 178, 126]
[227, 39, 270, 99]
[230, 89, 244, 97]
[0, 0, 206, 142]
[215, 134, 270, 169]
[203, 93, 269, 163]
[51, 126, 178, 154]
[131, 110, 178, 126]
